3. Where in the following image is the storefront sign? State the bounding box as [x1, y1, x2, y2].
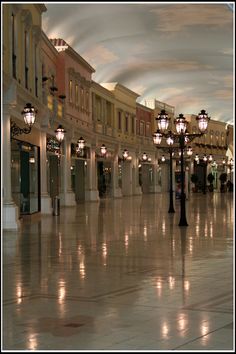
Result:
[71, 143, 90, 159]
[47, 136, 60, 154]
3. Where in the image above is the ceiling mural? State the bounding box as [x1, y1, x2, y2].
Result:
[42, 2, 234, 124]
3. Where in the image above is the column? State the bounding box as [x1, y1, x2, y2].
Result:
[189, 160, 194, 193]
[85, 145, 99, 201]
[2, 109, 20, 230]
[111, 152, 122, 198]
[154, 150, 162, 193]
[59, 137, 76, 206]
[40, 131, 52, 213]
[132, 154, 142, 195]
[122, 161, 132, 196]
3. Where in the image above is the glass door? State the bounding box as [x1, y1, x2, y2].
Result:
[29, 146, 39, 213]
[11, 139, 40, 215]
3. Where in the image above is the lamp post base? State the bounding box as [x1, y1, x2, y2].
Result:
[179, 218, 188, 227]
[168, 206, 175, 213]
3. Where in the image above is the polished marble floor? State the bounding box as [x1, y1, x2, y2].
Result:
[2, 192, 234, 351]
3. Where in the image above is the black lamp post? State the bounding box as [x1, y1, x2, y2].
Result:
[153, 109, 210, 226]
[168, 147, 175, 213]
[153, 130, 176, 213]
[202, 154, 208, 194]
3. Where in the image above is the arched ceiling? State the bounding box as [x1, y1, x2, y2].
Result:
[42, 2, 234, 124]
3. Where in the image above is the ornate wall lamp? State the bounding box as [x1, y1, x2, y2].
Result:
[54, 124, 66, 161]
[100, 144, 107, 156]
[11, 103, 37, 138]
[142, 152, 148, 161]
[122, 149, 129, 160]
[76, 137, 85, 153]
[161, 155, 166, 162]
[55, 124, 66, 142]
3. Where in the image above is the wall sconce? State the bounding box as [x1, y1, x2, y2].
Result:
[203, 154, 208, 162]
[55, 124, 66, 142]
[195, 154, 199, 162]
[142, 152, 148, 161]
[122, 149, 129, 160]
[77, 137, 85, 152]
[11, 103, 37, 138]
[100, 144, 107, 156]
[161, 155, 165, 162]
[186, 146, 193, 156]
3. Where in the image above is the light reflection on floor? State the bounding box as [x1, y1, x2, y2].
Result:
[2, 192, 234, 350]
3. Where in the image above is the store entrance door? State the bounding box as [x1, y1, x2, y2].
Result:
[49, 155, 59, 198]
[75, 159, 85, 203]
[11, 139, 40, 215]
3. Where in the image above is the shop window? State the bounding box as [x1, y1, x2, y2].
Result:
[106, 102, 112, 126]
[86, 91, 89, 111]
[118, 111, 122, 130]
[146, 123, 150, 137]
[69, 80, 73, 103]
[81, 87, 84, 109]
[24, 30, 29, 89]
[11, 140, 40, 215]
[75, 84, 79, 106]
[140, 121, 144, 136]
[131, 116, 135, 134]
[125, 113, 129, 132]
[11, 13, 17, 79]
[136, 119, 139, 135]
[35, 43, 38, 96]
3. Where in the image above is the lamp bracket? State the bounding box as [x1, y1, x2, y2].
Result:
[10, 120, 31, 138]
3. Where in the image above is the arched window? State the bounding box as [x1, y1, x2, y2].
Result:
[24, 29, 29, 89]
[11, 13, 17, 78]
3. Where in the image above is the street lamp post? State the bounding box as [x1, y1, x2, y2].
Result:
[153, 109, 210, 226]
[202, 154, 208, 194]
[168, 147, 175, 213]
[153, 129, 176, 213]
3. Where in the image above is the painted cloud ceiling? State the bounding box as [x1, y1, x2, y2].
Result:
[43, 2, 234, 124]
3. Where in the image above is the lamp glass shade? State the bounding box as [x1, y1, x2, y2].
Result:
[174, 114, 187, 134]
[22, 103, 36, 126]
[123, 149, 129, 159]
[78, 137, 85, 150]
[153, 130, 162, 145]
[156, 110, 170, 132]
[196, 109, 210, 132]
[187, 147, 193, 156]
[55, 125, 65, 142]
[142, 152, 148, 161]
[100, 144, 107, 155]
[166, 135, 174, 146]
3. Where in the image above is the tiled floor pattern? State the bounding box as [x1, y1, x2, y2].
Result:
[2, 192, 234, 351]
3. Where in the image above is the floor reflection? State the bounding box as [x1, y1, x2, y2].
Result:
[3, 193, 233, 350]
